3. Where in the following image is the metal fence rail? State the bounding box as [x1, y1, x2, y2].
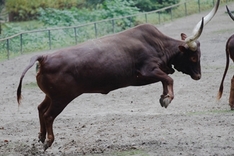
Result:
[0, 0, 232, 60]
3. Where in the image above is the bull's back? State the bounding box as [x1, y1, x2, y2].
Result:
[37, 41, 138, 94]
[36, 24, 164, 94]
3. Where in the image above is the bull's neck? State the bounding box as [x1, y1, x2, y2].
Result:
[154, 38, 183, 74]
[164, 39, 184, 63]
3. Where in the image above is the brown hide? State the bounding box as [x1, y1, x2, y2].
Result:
[17, 23, 202, 150]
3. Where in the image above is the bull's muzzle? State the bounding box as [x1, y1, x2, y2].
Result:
[192, 74, 201, 80]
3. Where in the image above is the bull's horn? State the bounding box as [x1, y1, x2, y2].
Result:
[185, 18, 204, 51]
[226, 5, 234, 21]
[193, 0, 220, 33]
[185, 0, 220, 51]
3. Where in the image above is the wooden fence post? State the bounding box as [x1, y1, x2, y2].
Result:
[170, 8, 173, 21]
[145, 13, 148, 23]
[184, 2, 187, 16]
[20, 34, 23, 54]
[94, 23, 97, 38]
[158, 12, 161, 24]
[112, 20, 115, 33]
[48, 30, 51, 50]
[74, 27, 77, 44]
[6, 39, 9, 59]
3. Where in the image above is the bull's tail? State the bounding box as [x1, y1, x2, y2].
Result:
[17, 55, 43, 105]
[217, 40, 230, 100]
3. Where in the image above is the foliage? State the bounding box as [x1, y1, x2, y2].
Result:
[96, 0, 139, 29]
[134, 0, 180, 12]
[37, 7, 96, 26]
[0, 21, 44, 38]
[5, 0, 84, 21]
[100, 0, 138, 18]
[82, 0, 104, 9]
[38, 0, 139, 29]
[6, 0, 40, 21]
[5, 0, 179, 21]
[81, 0, 180, 12]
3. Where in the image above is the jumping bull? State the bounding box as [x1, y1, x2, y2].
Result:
[217, 5, 234, 109]
[17, 0, 220, 151]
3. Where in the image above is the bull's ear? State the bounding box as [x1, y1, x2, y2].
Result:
[178, 45, 187, 53]
[181, 33, 187, 40]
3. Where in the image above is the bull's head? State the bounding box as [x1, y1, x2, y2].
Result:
[173, 0, 220, 80]
[174, 32, 202, 80]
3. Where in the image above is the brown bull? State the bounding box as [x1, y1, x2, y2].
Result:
[217, 5, 234, 110]
[17, 0, 220, 151]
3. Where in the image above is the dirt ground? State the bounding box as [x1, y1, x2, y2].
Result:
[1, 3, 234, 156]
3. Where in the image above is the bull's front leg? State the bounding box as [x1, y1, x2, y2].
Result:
[160, 79, 174, 108]
[152, 68, 174, 108]
[141, 67, 174, 108]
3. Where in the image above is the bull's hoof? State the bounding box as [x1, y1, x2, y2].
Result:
[38, 133, 46, 143]
[43, 141, 51, 151]
[230, 106, 234, 110]
[159, 95, 172, 108]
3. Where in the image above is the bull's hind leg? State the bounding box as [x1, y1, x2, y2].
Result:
[43, 98, 72, 151]
[38, 96, 51, 143]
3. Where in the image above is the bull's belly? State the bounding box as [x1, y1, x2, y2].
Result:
[36, 71, 160, 97]
[78, 78, 160, 94]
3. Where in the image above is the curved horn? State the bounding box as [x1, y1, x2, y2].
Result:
[226, 5, 234, 21]
[185, 0, 220, 50]
[185, 18, 204, 51]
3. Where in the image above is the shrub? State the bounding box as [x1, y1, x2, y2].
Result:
[38, 0, 139, 29]
[134, 0, 180, 12]
[98, 0, 139, 29]
[5, 0, 84, 21]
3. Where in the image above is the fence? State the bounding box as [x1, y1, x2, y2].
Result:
[0, 0, 233, 60]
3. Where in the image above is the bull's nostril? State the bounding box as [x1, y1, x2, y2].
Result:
[196, 74, 201, 80]
[192, 74, 201, 80]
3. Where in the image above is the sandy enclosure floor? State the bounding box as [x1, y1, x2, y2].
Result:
[1, 3, 234, 156]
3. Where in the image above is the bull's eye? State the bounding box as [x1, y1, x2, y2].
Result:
[190, 56, 197, 62]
